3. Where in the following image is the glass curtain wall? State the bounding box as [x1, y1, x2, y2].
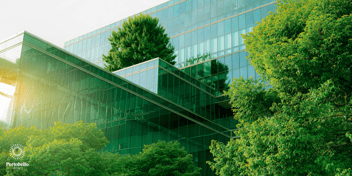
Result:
[63, 0, 277, 93]
[8, 31, 236, 176]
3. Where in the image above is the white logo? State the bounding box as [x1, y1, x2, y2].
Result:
[9, 144, 25, 160]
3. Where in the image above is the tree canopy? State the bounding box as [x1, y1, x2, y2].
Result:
[207, 0, 352, 175]
[0, 122, 200, 176]
[103, 13, 176, 72]
[112, 140, 201, 176]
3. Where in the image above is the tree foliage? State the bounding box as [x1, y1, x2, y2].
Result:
[103, 13, 176, 72]
[113, 141, 201, 176]
[0, 122, 200, 176]
[0, 121, 109, 176]
[207, 0, 352, 175]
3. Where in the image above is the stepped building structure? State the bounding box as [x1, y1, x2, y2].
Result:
[0, 0, 277, 175]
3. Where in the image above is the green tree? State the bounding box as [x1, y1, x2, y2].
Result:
[103, 13, 176, 72]
[112, 141, 202, 176]
[0, 121, 111, 176]
[207, 0, 352, 175]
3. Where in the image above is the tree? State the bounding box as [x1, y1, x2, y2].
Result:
[112, 141, 202, 176]
[207, 0, 352, 175]
[103, 13, 176, 72]
[0, 121, 110, 176]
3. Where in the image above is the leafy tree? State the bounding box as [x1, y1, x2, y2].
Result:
[113, 141, 202, 176]
[0, 121, 110, 176]
[207, 0, 352, 175]
[103, 13, 176, 72]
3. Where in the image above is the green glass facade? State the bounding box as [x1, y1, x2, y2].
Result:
[1, 0, 279, 175]
[64, 0, 277, 93]
[1, 31, 237, 175]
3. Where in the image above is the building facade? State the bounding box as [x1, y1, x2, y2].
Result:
[1, 31, 236, 176]
[64, 0, 277, 93]
[1, 0, 278, 175]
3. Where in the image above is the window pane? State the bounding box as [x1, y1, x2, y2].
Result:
[232, 31, 239, 47]
[232, 53, 240, 68]
[211, 38, 217, 53]
[192, 44, 198, 58]
[211, 2, 217, 18]
[185, 46, 191, 60]
[233, 67, 240, 78]
[240, 66, 247, 79]
[246, 11, 254, 26]
[198, 0, 204, 8]
[239, 29, 246, 45]
[180, 2, 186, 15]
[179, 35, 185, 48]
[204, 26, 210, 40]
[239, 14, 245, 29]
[240, 51, 247, 67]
[174, 16, 179, 30]
[260, 6, 268, 20]
[268, 3, 276, 13]
[204, 4, 211, 20]
[192, 30, 198, 44]
[146, 69, 154, 87]
[174, 4, 179, 16]
[186, 0, 192, 12]
[231, 16, 238, 31]
[248, 65, 256, 79]
[192, 0, 198, 10]
[198, 42, 204, 55]
[238, 0, 245, 8]
[211, 24, 217, 38]
[218, 35, 224, 51]
[205, 39, 210, 53]
[217, 21, 224, 36]
[217, 0, 224, 16]
[224, 19, 231, 34]
[198, 7, 204, 22]
[198, 28, 204, 42]
[185, 32, 191, 47]
[168, 6, 174, 19]
[179, 48, 185, 63]
[232, 0, 238, 9]
[225, 33, 231, 49]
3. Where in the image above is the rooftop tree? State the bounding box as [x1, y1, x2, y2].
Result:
[103, 13, 177, 72]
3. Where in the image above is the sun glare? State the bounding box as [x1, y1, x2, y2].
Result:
[0, 83, 16, 122]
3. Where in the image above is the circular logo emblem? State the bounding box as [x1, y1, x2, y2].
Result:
[9, 144, 25, 160]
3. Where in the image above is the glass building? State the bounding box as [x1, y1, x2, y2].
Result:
[64, 0, 277, 94]
[1, 31, 237, 176]
[1, 0, 278, 175]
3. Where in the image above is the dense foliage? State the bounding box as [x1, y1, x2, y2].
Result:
[103, 13, 176, 72]
[112, 141, 202, 176]
[0, 121, 200, 176]
[207, 0, 352, 175]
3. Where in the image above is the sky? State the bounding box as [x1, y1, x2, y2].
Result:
[0, 0, 170, 122]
